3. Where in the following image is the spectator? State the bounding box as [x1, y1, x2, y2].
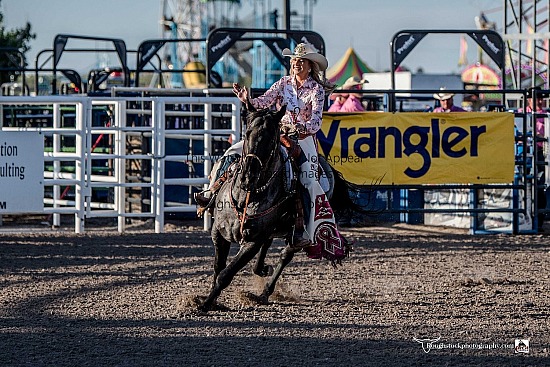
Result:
[432, 88, 466, 112]
[328, 76, 368, 112]
[524, 95, 548, 231]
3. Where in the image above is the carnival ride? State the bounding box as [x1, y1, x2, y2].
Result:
[460, 1, 550, 101]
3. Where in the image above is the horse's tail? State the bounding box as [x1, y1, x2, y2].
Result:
[328, 165, 384, 224]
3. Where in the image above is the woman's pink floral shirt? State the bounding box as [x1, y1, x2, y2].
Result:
[250, 75, 325, 135]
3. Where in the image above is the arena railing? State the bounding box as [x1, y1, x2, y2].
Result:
[0, 95, 240, 233]
[0, 96, 88, 233]
[1, 89, 542, 234]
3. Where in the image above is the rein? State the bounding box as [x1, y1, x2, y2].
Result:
[239, 126, 279, 194]
[239, 191, 251, 235]
[243, 153, 263, 170]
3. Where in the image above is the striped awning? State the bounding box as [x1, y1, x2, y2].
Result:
[326, 47, 374, 87]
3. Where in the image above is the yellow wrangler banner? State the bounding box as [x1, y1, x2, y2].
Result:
[317, 112, 515, 185]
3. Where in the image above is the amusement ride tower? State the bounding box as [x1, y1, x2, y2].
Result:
[159, 0, 251, 87]
[158, 0, 317, 88]
[501, 0, 550, 90]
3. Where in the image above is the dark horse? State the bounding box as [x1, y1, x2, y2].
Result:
[198, 106, 360, 312]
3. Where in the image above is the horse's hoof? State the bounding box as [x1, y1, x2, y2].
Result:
[211, 302, 230, 311]
[197, 299, 230, 312]
[196, 305, 209, 314]
[176, 295, 210, 314]
[254, 265, 274, 277]
[190, 296, 210, 313]
[188, 295, 225, 312]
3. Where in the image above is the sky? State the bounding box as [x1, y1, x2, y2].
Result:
[2, 0, 503, 74]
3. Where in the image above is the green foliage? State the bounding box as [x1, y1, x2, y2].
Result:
[0, 0, 36, 85]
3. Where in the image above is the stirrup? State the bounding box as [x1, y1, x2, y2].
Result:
[194, 190, 212, 208]
[194, 191, 216, 218]
[290, 236, 314, 249]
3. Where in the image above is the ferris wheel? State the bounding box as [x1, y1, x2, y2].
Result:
[159, 0, 203, 86]
[158, 1, 318, 88]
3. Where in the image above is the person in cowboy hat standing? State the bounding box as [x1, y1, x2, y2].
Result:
[197, 43, 347, 254]
[328, 76, 368, 112]
[432, 87, 466, 112]
[520, 94, 548, 231]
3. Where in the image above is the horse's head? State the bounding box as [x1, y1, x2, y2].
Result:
[240, 106, 286, 191]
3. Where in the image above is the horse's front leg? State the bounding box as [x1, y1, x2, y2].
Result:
[211, 230, 231, 288]
[260, 243, 301, 301]
[200, 240, 262, 312]
[253, 239, 274, 277]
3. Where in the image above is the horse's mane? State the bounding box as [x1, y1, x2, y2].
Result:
[245, 107, 279, 128]
[246, 107, 271, 120]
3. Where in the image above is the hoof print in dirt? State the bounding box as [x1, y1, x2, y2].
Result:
[239, 291, 269, 306]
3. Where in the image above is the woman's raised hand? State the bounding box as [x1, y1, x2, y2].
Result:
[232, 83, 248, 103]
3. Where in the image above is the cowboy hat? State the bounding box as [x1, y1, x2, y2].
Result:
[340, 76, 368, 89]
[329, 76, 368, 100]
[433, 87, 454, 101]
[282, 43, 328, 71]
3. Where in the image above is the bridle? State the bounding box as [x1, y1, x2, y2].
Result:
[239, 121, 280, 193]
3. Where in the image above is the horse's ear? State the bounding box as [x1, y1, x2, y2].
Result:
[245, 97, 256, 112]
[240, 105, 249, 125]
[275, 105, 287, 122]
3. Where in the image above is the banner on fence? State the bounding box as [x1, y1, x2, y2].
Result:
[0, 132, 44, 213]
[318, 112, 515, 185]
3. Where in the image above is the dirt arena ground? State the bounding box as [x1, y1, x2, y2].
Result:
[0, 218, 549, 367]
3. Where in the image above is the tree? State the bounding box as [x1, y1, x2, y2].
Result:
[0, 0, 36, 85]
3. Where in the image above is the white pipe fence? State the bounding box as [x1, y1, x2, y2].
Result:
[0, 95, 241, 233]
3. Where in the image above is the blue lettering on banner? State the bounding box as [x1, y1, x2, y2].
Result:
[317, 119, 487, 179]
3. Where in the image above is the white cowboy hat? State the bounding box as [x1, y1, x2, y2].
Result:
[282, 43, 329, 71]
[340, 76, 368, 89]
[433, 87, 454, 101]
